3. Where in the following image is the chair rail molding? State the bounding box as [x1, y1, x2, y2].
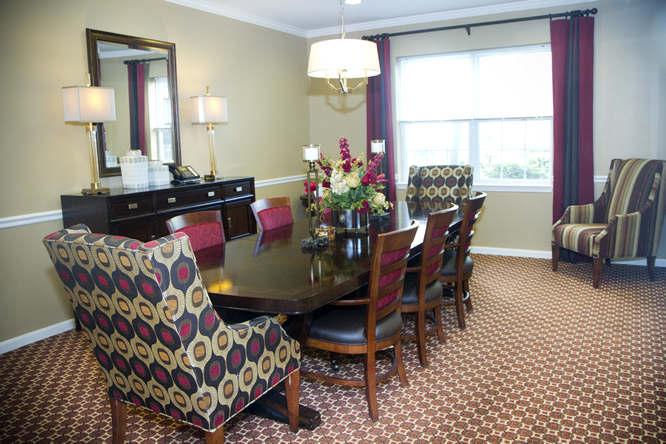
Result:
[0, 210, 63, 230]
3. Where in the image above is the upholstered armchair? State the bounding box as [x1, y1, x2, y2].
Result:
[406, 165, 474, 205]
[43, 225, 301, 443]
[552, 159, 666, 288]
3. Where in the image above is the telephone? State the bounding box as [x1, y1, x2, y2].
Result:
[169, 165, 201, 185]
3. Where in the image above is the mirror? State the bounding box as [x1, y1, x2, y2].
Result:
[86, 29, 181, 177]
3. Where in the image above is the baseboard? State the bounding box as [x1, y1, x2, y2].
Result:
[471, 247, 666, 267]
[0, 319, 76, 355]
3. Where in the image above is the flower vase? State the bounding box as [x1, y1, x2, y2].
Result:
[332, 210, 369, 235]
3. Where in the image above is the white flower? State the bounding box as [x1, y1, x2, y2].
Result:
[373, 192, 386, 207]
[330, 170, 349, 195]
[345, 172, 361, 188]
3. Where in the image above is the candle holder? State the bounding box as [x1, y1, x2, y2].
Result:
[371, 139, 385, 174]
[301, 144, 328, 249]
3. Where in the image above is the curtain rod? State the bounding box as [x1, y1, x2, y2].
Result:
[123, 57, 167, 65]
[363, 8, 597, 41]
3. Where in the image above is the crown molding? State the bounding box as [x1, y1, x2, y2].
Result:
[166, 0, 596, 38]
[165, 0, 308, 37]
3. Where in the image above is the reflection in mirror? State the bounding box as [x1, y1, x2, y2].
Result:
[86, 29, 181, 177]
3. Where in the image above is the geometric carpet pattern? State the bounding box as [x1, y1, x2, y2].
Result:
[1, 255, 664, 443]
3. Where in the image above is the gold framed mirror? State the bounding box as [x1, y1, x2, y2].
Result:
[86, 29, 181, 178]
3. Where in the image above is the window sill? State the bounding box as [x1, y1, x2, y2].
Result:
[396, 182, 552, 193]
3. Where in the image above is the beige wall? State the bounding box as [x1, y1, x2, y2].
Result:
[308, 0, 666, 256]
[0, 0, 309, 343]
[1, 0, 665, 344]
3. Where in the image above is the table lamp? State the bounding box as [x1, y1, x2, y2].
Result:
[63, 74, 116, 195]
[191, 86, 228, 181]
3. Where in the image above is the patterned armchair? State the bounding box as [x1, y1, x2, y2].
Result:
[43, 225, 301, 443]
[406, 165, 473, 205]
[552, 159, 666, 288]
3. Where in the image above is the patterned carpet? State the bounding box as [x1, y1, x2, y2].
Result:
[1, 255, 664, 443]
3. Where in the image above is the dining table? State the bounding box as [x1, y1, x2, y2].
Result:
[196, 200, 461, 429]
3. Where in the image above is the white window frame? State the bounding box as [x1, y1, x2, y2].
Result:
[396, 45, 553, 193]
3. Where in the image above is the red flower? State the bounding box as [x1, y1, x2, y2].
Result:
[376, 173, 388, 183]
[321, 180, 331, 188]
[361, 172, 377, 185]
[343, 160, 352, 173]
[304, 181, 317, 194]
[357, 200, 371, 214]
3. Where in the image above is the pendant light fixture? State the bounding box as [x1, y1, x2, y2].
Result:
[307, 0, 380, 95]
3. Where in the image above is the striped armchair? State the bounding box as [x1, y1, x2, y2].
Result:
[406, 165, 473, 205]
[552, 159, 666, 288]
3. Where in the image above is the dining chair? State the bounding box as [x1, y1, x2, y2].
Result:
[251, 197, 294, 231]
[439, 191, 487, 330]
[43, 225, 301, 443]
[165, 210, 225, 252]
[401, 204, 458, 367]
[552, 158, 666, 288]
[301, 221, 419, 421]
[406, 165, 474, 205]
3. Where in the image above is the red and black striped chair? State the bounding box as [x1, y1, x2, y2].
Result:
[552, 158, 666, 288]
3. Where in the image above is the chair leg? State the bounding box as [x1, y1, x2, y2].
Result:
[433, 307, 446, 344]
[109, 399, 127, 444]
[552, 245, 560, 271]
[648, 256, 656, 281]
[205, 427, 224, 444]
[463, 279, 473, 312]
[395, 341, 409, 388]
[455, 283, 466, 329]
[416, 308, 428, 367]
[284, 370, 300, 433]
[593, 258, 602, 289]
[364, 352, 378, 421]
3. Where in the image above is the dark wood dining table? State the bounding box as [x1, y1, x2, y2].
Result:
[196, 201, 460, 429]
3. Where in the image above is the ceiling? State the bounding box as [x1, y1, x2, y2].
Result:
[165, 0, 596, 38]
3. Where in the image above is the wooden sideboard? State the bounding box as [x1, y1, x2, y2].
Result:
[61, 176, 256, 242]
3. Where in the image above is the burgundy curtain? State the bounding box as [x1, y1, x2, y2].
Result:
[366, 37, 396, 202]
[127, 62, 146, 154]
[550, 15, 595, 262]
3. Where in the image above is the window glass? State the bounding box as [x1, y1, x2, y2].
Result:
[398, 45, 553, 187]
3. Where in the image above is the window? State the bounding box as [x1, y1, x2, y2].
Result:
[397, 45, 553, 190]
[148, 76, 173, 163]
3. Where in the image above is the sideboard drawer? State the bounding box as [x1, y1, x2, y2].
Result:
[156, 186, 221, 211]
[224, 181, 252, 199]
[110, 197, 154, 219]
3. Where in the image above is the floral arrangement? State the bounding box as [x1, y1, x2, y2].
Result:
[314, 137, 391, 215]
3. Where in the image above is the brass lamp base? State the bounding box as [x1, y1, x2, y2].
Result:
[204, 174, 225, 182]
[82, 183, 110, 195]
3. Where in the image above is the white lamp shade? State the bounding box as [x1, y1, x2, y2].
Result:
[371, 139, 385, 153]
[191, 96, 228, 124]
[308, 38, 381, 79]
[62, 86, 116, 123]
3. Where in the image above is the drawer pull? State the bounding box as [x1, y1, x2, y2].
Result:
[228, 218, 231, 229]
[128, 203, 138, 210]
[168, 197, 176, 204]
[235, 187, 242, 192]
[207, 191, 215, 197]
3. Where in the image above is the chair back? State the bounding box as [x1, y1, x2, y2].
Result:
[598, 159, 666, 254]
[251, 197, 294, 231]
[406, 165, 473, 205]
[454, 191, 487, 271]
[42, 225, 299, 431]
[365, 222, 419, 343]
[165, 210, 225, 252]
[417, 205, 458, 289]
